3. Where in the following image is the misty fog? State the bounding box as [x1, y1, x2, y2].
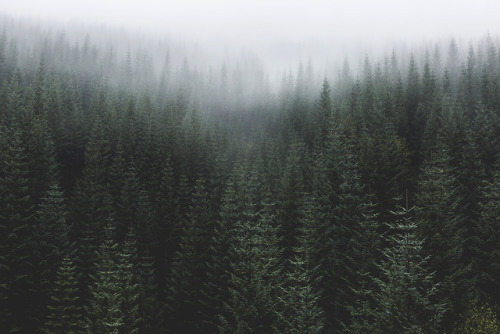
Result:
[1, 2, 500, 333]
[2, 0, 500, 80]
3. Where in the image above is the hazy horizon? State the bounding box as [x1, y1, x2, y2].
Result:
[2, 1, 500, 51]
[1, 0, 500, 85]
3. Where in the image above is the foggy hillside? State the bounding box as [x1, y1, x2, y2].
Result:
[0, 6, 499, 334]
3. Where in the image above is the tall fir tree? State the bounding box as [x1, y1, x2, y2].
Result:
[166, 178, 212, 333]
[475, 171, 500, 310]
[117, 228, 141, 334]
[44, 255, 83, 334]
[85, 221, 123, 334]
[373, 206, 445, 333]
[220, 169, 283, 334]
[33, 183, 71, 331]
[0, 125, 37, 333]
[415, 142, 467, 328]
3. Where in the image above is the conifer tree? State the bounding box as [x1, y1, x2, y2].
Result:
[278, 140, 306, 266]
[475, 172, 500, 308]
[276, 245, 325, 334]
[3, 70, 24, 126]
[166, 178, 212, 333]
[137, 249, 161, 333]
[33, 183, 70, 329]
[118, 228, 141, 334]
[70, 117, 113, 302]
[44, 255, 83, 334]
[415, 143, 467, 327]
[326, 125, 380, 331]
[453, 131, 485, 305]
[220, 169, 282, 333]
[0, 125, 36, 332]
[373, 206, 445, 333]
[154, 158, 178, 307]
[201, 169, 243, 332]
[314, 78, 333, 146]
[85, 221, 123, 334]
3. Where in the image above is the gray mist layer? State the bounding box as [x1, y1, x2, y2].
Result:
[1, 0, 500, 74]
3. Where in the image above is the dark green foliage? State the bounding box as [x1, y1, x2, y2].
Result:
[0, 125, 35, 332]
[137, 249, 161, 333]
[220, 169, 283, 333]
[118, 229, 141, 334]
[373, 207, 446, 333]
[33, 184, 70, 330]
[415, 144, 467, 327]
[475, 172, 500, 309]
[201, 170, 242, 332]
[1, 22, 500, 334]
[45, 255, 83, 334]
[85, 221, 123, 334]
[166, 178, 213, 333]
[314, 78, 333, 146]
[276, 248, 325, 334]
[278, 140, 306, 266]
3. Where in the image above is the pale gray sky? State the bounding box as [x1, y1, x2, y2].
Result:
[1, 0, 499, 43]
[1, 0, 499, 77]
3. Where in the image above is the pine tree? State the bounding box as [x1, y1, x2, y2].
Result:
[166, 178, 212, 333]
[336, 152, 379, 332]
[44, 255, 83, 334]
[118, 228, 141, 334]
[85, 221, 123, 334]
[373, 206, 445, 333]
[137, 249, 161, 333]
[153, 158, 178, 310]
[275, 247, 325, 334]
[33, 183, 71, 330]
[201, 168, 243, 332]
[314, 78, 333, 146]
[70, 117, 113, 302]
[454, 131, 485, 305]
[415, 143, 467, 328]
[475, 171, 500, 309]
[0, 125, 36, 332]
[220, 169, 282, 333]
[278, 140, 306, 267]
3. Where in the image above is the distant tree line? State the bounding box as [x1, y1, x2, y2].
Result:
[0, 18, 499, 333]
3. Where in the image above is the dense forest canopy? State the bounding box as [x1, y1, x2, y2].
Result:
[0, 12, 499, 333]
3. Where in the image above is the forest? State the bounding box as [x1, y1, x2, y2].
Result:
[0, 14, 499, 334]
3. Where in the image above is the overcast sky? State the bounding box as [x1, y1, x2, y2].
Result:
[1, 0, 500, 74]
[2, 0, 499, 42]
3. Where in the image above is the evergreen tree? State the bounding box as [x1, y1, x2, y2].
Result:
[70, 117, 113, 302]
[415, 143, 467, 328]
[276, 245, 325, 334]
[166, 178, 212, 333]
[325, 124, 380, 331]
[0, 125, 36, 332]
[137, 248, 161, 333]
[475, 171, 500, 309]
[314, 78, 333, 146]
[278, 140, 306, 266]
[44, 255, 83, 334]
[220, 169, 282, 334]
[153, 158, 178, 309]
[201, 169, 243, 332]
[85, 221, 123, 334]
[118, 228, 141, 334]
[373, 206, 445, 333]
[33, 183, 71, 330]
